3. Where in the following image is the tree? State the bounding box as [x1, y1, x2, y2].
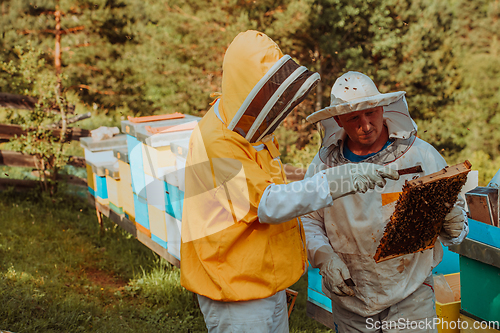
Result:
[1, 43, 72, 193]
[0, 0, 145, 114]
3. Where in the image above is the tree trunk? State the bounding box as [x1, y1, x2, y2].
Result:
[314, 44, 323, 112]
[54, 6, 61, 75]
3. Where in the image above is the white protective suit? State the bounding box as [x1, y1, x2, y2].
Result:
[302, 96, 469, 317]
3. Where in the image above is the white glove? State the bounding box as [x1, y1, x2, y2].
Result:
[324, 163, 399, 199]
[442, 206, 466, 239]
[313, 246, 355, 297]
[91, 126, 120, 142]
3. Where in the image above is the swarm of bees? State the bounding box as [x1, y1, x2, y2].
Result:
[374, 161, 472, 263]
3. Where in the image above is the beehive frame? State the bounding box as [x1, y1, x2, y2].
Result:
[374, 161, 472, 263]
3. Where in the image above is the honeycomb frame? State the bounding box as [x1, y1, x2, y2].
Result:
[373, 160, 472, 263]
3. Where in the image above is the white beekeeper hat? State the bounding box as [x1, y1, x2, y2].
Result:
[306, 71, 406, 123]
[308, 71, 418, 148]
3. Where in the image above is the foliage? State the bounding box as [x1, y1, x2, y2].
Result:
[1, 0, 499, 176]
[278, 124, 322, 169]
[1, 43, 73, 193]
[413, 0, 500, 181]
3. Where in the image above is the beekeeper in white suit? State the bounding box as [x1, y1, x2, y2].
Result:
[302, 71, 468, 332]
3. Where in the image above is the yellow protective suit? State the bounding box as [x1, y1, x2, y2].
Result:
[180, 31, 313, 302]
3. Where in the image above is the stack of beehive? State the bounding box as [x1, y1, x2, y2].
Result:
[82, 113, 200, 262]
[81, 135, 127, 208]
[120, 113, 200, 260]
[457, 181, 500, 332]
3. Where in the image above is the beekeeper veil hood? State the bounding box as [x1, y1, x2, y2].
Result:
[220, 30, 320, 143]
[306, 71, 417, 148]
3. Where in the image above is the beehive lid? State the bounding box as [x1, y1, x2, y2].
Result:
[104, 161, 120, 179]
[170, 139, 189, 159]
[113, 147, 129, 163]
[80, 134, 127, 152]
[88, 162, 107, 177]
[135, 125, 195, 148]
[121, 113, 200, 137]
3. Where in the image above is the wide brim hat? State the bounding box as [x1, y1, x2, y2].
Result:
[306, 71, 405, 124]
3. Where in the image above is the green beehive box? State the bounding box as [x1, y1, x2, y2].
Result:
[460, 255, 500, 323]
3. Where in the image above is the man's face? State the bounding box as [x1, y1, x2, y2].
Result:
[334, 106, 385, 149]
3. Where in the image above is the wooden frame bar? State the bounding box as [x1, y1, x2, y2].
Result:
[306, 301, 334, 329]
[0, 150, 86, 169]
[0, 123, 89, 142]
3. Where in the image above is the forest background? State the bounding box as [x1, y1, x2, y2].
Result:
[1, 0, 499, 184]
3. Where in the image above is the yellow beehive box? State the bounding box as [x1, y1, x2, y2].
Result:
[86, 163, 96, 192]
[95, 196, 109, 206]
[117, 160, 135, 222]
[459, 313, 500, 333]
[165, 212, 181, 260]
[106, 175, 119, 206]
[436, 273, 461, 333]
[142, 144, 176, 178]
[148, 204, 167, 249]
[104, 163, 122, 214]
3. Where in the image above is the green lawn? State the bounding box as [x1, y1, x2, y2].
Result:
[0, 188, 332, 333]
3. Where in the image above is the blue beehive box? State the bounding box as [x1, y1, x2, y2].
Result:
[467, 219, 500, 248]
[165, 182, 183, 221]
[432, 245, 460, 275]
[94, 174, 108, 203]
[133, 193, 149, 236]
[165, 212, 182, 260]
[307, 266, 332, 312]
[81, 135, 127, 205]
[127, 135, 146, 198]
[87, 162, 108, 204]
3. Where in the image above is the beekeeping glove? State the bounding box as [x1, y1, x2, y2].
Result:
[324, 163, 399, 200]
[314, 245, 355, 297]
[91, 126, 120, 142]
[442, 206, 466, 239]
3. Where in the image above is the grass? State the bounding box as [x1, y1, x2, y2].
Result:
[0, 188, 332, 333]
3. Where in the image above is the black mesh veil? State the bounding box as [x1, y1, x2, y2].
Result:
[231, 57, 319, 143]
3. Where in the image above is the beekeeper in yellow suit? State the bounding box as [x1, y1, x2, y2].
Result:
[180, 31, 399, 333]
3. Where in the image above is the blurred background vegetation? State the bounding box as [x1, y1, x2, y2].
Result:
[1, 0, 499, 183]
